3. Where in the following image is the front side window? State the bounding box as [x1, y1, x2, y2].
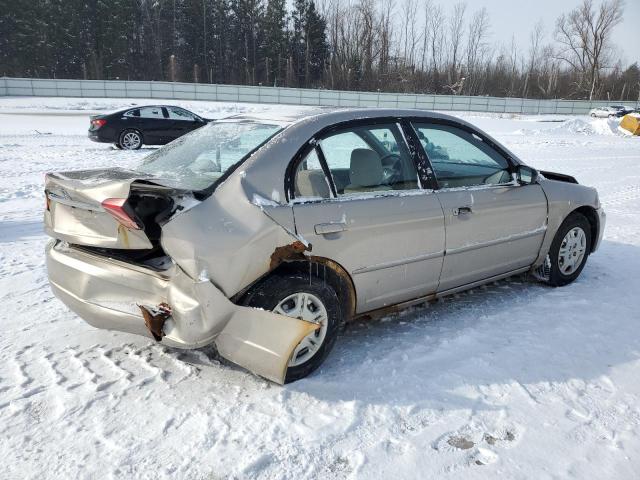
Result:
[138, 121, 282, 190]
[303, 123, 418, 197]
[167, 107, 196, 121]
[412, 123, 512, 188]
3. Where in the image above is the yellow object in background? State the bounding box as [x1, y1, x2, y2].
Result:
[620, 114, 640, 135]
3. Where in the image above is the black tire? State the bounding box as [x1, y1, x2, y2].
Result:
[118, 129, 143, 150]
[547, 212, 592, 287]
[241, 272, 341, 383]
[114, 143, 124, 150]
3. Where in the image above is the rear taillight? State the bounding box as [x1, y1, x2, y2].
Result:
[91, 119, 107, 129]
[101, 198, 141, 230]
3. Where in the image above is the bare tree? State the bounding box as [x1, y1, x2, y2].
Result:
[522, 20, 545, 97]
[400, 0, 420, 70]
[555, 0, 625, 99]
[429, 4, 445, 79]
[419, 0, 434, 72]
[465, 7, 490, 94]
[447, 1, 467, 85]
[378, 0, 394, 82]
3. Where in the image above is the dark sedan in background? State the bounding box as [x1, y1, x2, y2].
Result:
[88, 105, 209, 149]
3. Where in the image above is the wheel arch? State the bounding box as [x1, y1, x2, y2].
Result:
[570, 205, 599, 252]
[235, 256, 357, 324]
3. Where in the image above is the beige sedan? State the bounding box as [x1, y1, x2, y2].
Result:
[44, 108, 605, 383]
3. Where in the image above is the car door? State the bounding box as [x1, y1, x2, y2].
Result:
[135, 106, 172, 144]
[165, 106, 203, 140]
[291, 120, 445, 313]
[411, 121, 548, 292]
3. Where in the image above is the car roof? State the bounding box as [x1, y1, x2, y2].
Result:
[223, 107, 464, 126]
[114, 105, 192, 113]
[237, 107, 523, 203]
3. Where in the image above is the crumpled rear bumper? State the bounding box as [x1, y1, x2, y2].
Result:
[46, 241, 316, 384]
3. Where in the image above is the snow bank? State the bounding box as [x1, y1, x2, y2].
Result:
[514, 117, 621, 136]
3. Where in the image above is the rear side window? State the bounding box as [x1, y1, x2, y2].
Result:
[124, 109, 140, 117]
[139, 107, 164, 119]
[294, 149, 331, 199]
[167, 107, 196, 121]
[412, 123, 511, 188]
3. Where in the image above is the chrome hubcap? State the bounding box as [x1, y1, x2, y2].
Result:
[558, 227, 587, 275]
[122, 132, 141, 149]
[274, 292, 328, 367]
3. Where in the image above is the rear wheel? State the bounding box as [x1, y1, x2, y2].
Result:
[114, 143, 124, 150]
[545, 212, 592, 287]
[241, 272, 341, 382]
[119, 129, 143, 150]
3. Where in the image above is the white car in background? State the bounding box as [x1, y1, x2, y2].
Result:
[589, 105, 631, 118]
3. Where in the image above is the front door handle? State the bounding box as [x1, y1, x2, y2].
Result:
[314, 222, 348, 235]
[452, 206, 473, 216]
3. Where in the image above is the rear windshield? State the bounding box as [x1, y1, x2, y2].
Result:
[138, 120, 283, 190]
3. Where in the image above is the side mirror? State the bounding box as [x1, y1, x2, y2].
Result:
[516, 165, 538, 185]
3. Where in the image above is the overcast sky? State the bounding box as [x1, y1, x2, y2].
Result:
[449, 0, 639, 66]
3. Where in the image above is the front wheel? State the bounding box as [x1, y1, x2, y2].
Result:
[119, 129, 143, 150]
[545, 212, 592, 287]
[241, 272, 341, 382]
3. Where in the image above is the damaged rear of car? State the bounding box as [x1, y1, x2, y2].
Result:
[45, 118, 321, 384]
[46, 108, 605, 385]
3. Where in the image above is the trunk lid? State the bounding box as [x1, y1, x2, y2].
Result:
[44, 168, 189, 250]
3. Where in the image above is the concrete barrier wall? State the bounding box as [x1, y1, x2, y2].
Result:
[1, 77, 637, 114]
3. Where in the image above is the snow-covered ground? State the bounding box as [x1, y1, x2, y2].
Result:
[1, 97, 639, 479]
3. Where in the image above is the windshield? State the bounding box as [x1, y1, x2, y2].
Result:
[138, 120, 283, 190]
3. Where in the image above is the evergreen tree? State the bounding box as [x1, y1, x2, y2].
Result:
[261, 0, 287, 86]
[289, 0, 328, 87]
[229, 0, 263, 84]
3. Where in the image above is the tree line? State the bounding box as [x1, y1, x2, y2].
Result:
[1, 0, 638, 102]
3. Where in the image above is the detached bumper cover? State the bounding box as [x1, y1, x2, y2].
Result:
[46, 241, 316, 384]
[593, 207, 606, 252]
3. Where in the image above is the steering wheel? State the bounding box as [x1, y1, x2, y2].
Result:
[379, 153, 402, 184]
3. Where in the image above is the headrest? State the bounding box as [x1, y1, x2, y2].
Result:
[349, 148, 383, 187]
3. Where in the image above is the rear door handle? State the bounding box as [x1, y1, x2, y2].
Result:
[452, 206, 473, 216]
[314, 222, 348, 235]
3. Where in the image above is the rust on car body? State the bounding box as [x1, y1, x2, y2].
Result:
[139, 303, 172, 341]
[269, 240, 310, 270]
